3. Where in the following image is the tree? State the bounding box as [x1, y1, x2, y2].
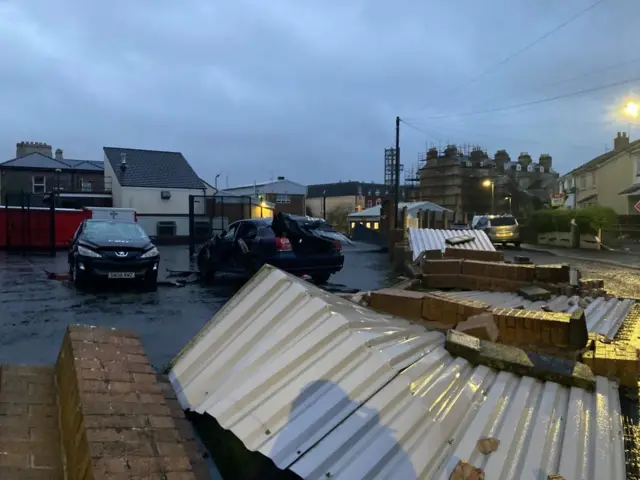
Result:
[326, 205, 351, 233]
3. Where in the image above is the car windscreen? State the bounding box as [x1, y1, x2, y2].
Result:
[489, 217, 517, 227]
[82, 221, 149, 242]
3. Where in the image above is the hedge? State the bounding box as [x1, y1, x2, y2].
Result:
[529, 205, 617, 235]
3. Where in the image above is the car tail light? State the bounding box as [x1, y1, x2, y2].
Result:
[275, 237, 292, 251]
[333, 240, 342, 251]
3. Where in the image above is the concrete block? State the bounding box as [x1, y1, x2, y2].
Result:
[404, 261, 422, 279]
[456, 312, 499, 342]
[422, 274, 460, 289]
[589, 339, 639, 387]
[518, 286, 552, 302]
[534, 264, 570, 284]
[413, 249, 442, 267]
[422, 293, 488, 326]
[444, 248, 504, 262]
[422, 259, 462, 275]
[445, 330, 597, 391]
[370, 288, 428, 320]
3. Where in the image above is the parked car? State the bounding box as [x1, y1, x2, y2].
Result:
[68, 219, 160, 288]
[197, 213, 346, 284]
[473, 214, 521, 247]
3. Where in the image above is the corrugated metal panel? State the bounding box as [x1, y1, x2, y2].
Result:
[169, 266, 627, 480]
[408, 228, 496, 260]
[447, 291, 635, 338]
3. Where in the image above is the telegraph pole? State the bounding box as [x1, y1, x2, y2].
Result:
[394, 116, 401, 229]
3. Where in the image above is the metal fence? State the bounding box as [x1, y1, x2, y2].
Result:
[188, 195, 268, 256]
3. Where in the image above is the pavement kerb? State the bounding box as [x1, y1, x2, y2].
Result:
[519, 246, 640, 271]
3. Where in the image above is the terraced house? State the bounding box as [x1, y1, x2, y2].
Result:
[560, 132, 640, 214]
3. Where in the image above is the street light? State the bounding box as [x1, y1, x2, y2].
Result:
[482, 179, 495, 214]
[505, 196, 512, 214]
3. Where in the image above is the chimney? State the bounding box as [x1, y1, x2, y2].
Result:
[538, 154, 552, 170]
[277, 176, 285, 181]
[517, 152, 532, 168]
[444, 144, 458, 158]
[16, 141, 53, 159]
[55, 148, 63, 160]
[120, 153, 127, 172]
[494, 150, 510, 172]
[426, 147, 438, 161]
[614, 131, 630, 151]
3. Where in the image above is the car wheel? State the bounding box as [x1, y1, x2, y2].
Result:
[311, 272, 331, 284]
[197, 247, 215, 283]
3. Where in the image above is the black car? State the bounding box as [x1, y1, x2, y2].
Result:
[197, 213, 345, 284]
[68, 219, 160, 288]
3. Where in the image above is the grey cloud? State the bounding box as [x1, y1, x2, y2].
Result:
[0, 0, 639, 185]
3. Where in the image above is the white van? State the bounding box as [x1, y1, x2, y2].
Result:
[84, 207, 137, 222]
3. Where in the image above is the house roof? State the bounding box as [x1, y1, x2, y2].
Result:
[224, 178, 307, 196]
[307, 182, 403, 198]
[347, 201, 449, 219]
[103, 147, 205, 189]
[0, 153, 104, 172]
[566, 139, 640, 176]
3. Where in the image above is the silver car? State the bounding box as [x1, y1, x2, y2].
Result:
[474, 215, 520, 247]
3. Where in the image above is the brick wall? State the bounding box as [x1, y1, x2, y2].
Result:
[56, 325, 198, 479]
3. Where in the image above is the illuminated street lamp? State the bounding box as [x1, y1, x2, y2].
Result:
[482, 179, 495, 214]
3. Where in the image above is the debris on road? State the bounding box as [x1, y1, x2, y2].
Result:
[476, 437, 500, 455]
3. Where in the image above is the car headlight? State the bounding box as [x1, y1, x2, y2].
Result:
[141, 247, 159, 259]
[78, 245, 101, 258]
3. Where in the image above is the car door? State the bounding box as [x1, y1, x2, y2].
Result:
[212, 222, 240, 271]
[234, 222, 259, 271]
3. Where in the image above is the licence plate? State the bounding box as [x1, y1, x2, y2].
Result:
[108, 272, 135, 279]
[497, 232, 512, 238]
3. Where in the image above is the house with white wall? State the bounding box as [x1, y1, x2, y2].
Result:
[103, 147, 209, 240]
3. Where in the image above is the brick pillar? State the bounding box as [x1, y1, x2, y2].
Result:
[56, 325, 197, 480]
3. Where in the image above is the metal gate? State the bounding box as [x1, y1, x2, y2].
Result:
[188, 195, 257, 256]
[4, 192, 56, 255]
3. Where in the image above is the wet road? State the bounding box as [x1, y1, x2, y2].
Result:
[0, 245, 399, 369]
[503, 249, 640, 298]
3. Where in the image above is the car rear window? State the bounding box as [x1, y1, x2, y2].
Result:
[83, 221, 149, 241]
[490, 217, 517, 226]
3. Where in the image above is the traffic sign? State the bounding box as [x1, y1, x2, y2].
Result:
[635, 200, 640, 214]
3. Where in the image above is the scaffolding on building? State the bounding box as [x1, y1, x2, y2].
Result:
[383, 147, 403, 187]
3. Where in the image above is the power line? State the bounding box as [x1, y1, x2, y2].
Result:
[449, 0, 608, 97]
[419, 74, 640, 119]
[410, 0, 609, 114]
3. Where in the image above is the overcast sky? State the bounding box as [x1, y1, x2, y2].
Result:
[1, 0, 638, 187]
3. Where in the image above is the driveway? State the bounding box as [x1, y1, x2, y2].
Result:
[0, 245, 398, 369]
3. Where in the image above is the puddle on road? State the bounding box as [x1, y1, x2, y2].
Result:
[0, 248, 396, 369]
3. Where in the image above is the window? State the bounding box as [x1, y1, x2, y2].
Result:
[81, 179, 93, 192]
[238, 222, 258, 239]
[156, 221, 176, 237]
[366, 222, 371, 229]
[580, 176, 586, 189]
[355, 205, 362, 212]
[375, 189, 380, 196]
[373, 222, 379, 229]
[591, 172, 596, 187]
[375, 198, 382, 206]
[350, 222, 355, 229]
[276, 194, 290, 204]
[366, 200, 373, 208]
[223, 223, 238, 240]
[32, 176, 46, 194]
[636, 156, 640, 176]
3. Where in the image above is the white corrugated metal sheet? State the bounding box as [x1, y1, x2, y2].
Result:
[447, 291, 635, 338]
[408, 227, 496, 260]
[169, 266, 627, 480]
